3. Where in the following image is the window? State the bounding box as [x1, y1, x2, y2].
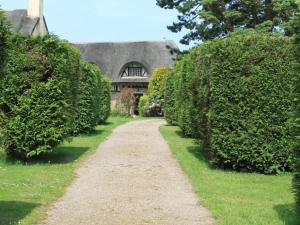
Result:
[128, 67, 142, 77]
[121, 62, 148, 78]
[112, 85, 120, 92]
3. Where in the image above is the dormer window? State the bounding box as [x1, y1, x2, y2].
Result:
[121, 62, 148, 78]
[128, 67, 142, 77]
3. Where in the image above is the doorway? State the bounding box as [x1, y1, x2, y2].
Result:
[134, 93, 143, 115]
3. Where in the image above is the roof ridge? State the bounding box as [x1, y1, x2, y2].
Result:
[73, 40, 175, 45]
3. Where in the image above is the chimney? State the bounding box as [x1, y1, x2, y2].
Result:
[27, 0, 46, 36]
[28, 0, 43, 18]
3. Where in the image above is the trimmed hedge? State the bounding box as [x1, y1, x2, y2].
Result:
[0, 10, 10, 72]
[164, 69, 177, 125]
[0, 10, 10, 147]
[98, 76, 111, 123]
[73, 62, 102, 134]
[173, 51, 204, 138]
[0, 35, 81, 159]
[168, 32, 297, 173]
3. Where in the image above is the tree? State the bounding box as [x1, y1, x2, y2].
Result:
[156, 0, 298, 44]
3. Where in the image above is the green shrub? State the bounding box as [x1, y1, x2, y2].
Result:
[138, 95, 149, 117]
[202, 33, 297, 173]
[139, 95, 164, 117]
[173, 51, 203, 138]
[73, 62, 102, 134]
[139, 67, 172, 117]
[0, 10, 10, 73]
[0, 35, 81, 159]
[110, 109, 131, 118]
[164, 69, 177, 125]
[148, 68, 172, 99]
[98, 76, 111, 123]
[168, 32, 297, 173]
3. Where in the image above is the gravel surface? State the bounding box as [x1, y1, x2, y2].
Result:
[42, 119, 215, 225]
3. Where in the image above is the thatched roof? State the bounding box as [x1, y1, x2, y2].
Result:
[4, 9, 47, 36]
[74, 41, 178, 83]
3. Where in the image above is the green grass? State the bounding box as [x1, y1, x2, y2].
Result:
[0, 117, 132, 225]
[160, 125, 297, 225]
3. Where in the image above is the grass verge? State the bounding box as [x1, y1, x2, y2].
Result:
[160, 125, 297, 225]
[0, 117, 132, 225]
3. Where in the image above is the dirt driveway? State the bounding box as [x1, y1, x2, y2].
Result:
[42, 119, 214, 225]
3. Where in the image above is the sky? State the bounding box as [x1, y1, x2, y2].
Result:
[1, 0, 192, 50]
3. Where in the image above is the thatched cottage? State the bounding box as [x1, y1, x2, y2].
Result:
[4, 0, 177, 112]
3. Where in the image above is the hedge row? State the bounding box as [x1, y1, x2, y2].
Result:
[166, 32, 297, 174]
[98, 76, 111, 123]
[74, 62, 103, 134]
[0, 33, 110, 159]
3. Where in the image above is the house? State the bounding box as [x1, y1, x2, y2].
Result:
[75, 41, 177, 112]
[4, 0, 177, 113]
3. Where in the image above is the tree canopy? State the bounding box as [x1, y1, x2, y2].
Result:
[157, 0, 298, 44]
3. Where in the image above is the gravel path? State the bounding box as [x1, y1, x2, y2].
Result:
[42, 119, 215, 225]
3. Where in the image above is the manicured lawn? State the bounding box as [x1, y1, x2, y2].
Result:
[160, 125, 297, 225]
[0, 117, 132, 225]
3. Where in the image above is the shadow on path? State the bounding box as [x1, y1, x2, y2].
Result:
[0, 201, 40, 225]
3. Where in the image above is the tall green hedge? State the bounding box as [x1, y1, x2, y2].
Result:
[73, 62, 102, 134]
[168, 32, 297, 173]
[0, 10, 10, 71]
[164, 69, 177, 125]
[0, 10, 10, 147]
[98, 76, 111, 123]
[0, 34, 81, 159]
[174, 51, 204, 139]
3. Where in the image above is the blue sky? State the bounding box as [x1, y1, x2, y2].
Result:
[1, 0, 192, 50]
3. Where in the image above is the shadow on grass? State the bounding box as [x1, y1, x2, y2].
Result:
[37, 146, 90, 164]
[4, 146, 90, 165]
[174, 129, 216, 170]
[100, 121, 113, 126]
[187, 146, 217, 170]
[0, 201, 40, 225]
[274, 204, 298, 225]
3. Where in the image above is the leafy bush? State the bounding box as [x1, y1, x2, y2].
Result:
[138, 95, 149, 117]
[148, 68, 172, 99]
[110, 109, 131, 118]
[0, 35, 81, 159]
[73, 62, 102, 134]
[168, 32, 297, 173]
[98, 76, 111, 123]
[138, 95, 164, 117]
[139, 67, 171, 117]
